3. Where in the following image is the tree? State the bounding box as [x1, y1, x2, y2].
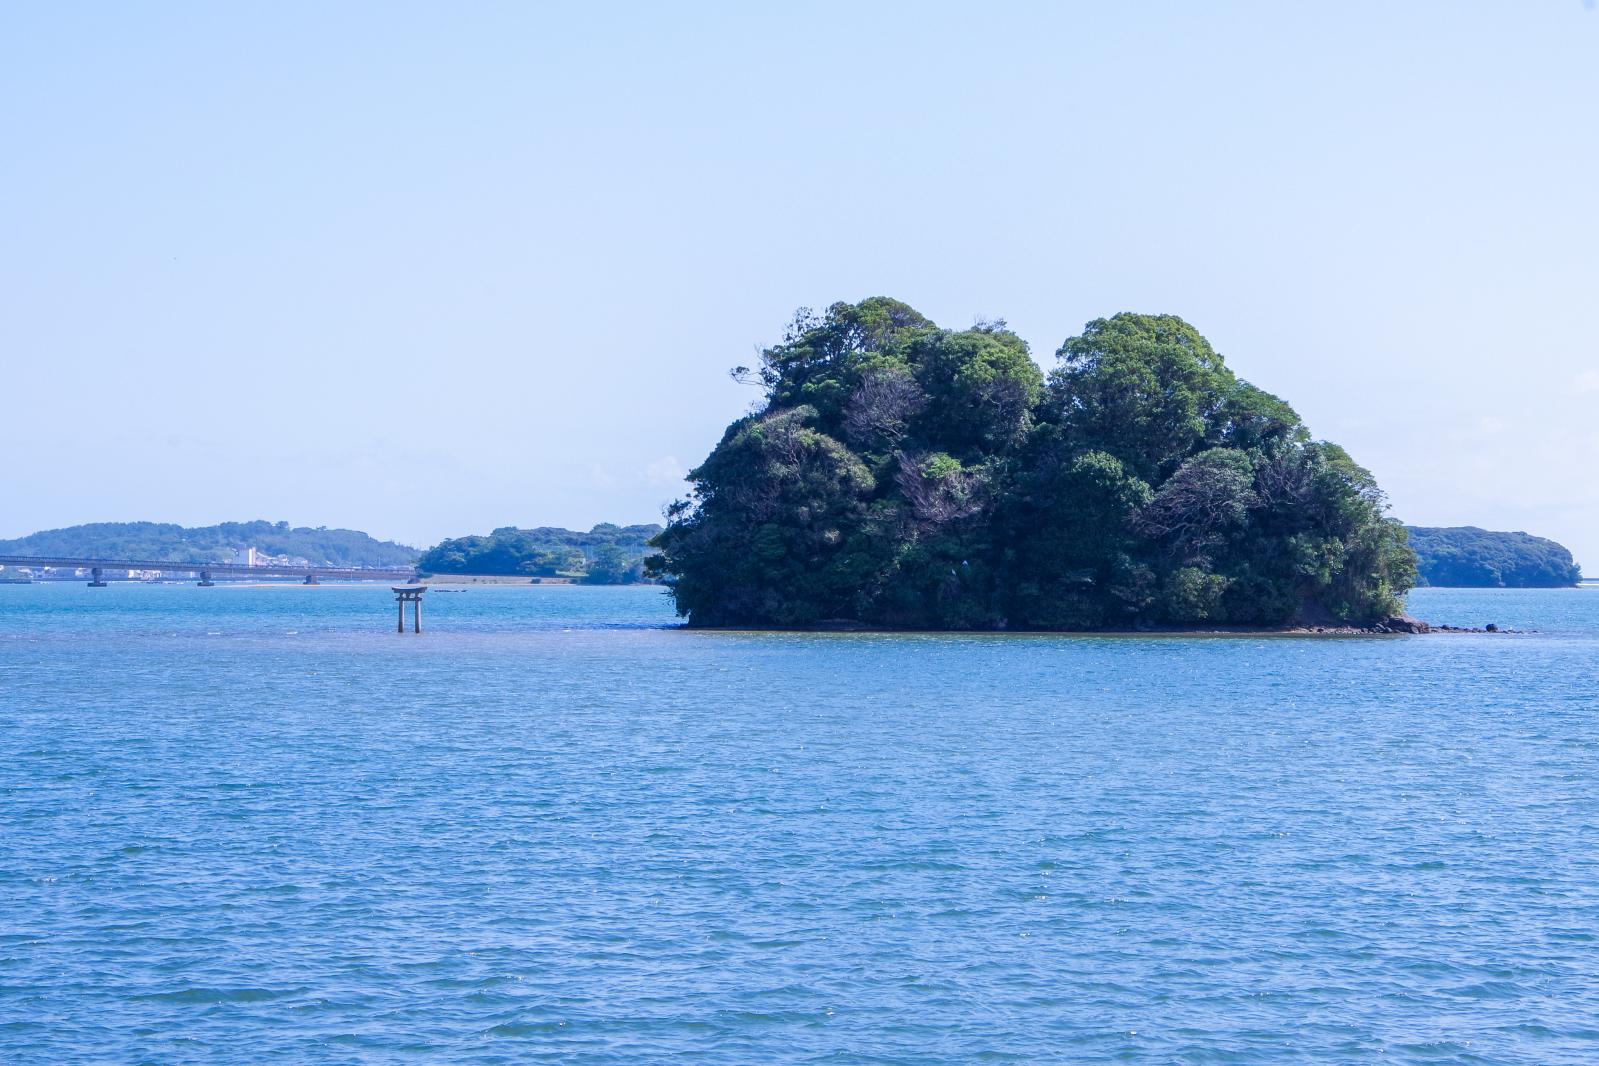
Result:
[842, 362, 926, 453]
[649, 406, 879, 626]
[755, 298, 936, 421]
[1132, 449, 1258, 560]
[584, 544, 632, 584]
[907, 324, 1043, 456]
[1049, 313, 1236, 481]
[1006, 448, 1155, 629]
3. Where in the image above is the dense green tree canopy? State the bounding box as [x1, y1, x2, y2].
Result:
[1406, 526, 1581, 587]
[649, 299, 1417, 629]
[419, 524, 661, 582]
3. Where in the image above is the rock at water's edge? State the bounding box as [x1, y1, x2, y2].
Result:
[1383, 615, 1431, 634]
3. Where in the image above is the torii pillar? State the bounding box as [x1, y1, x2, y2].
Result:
[393, 586, 427, 633]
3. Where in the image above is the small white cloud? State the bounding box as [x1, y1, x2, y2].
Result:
[1477, 415, 1509, 434]
[643, 456, 687, 487]
[1577, 370, 1599, 394]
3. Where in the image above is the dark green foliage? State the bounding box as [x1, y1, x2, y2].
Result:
[1406, 526, 1581, 587]
[1050, 313, 1235, 481]
[0, 521, 418, 567]
[419, 523, 662, 582]
[646, 407, 879, 623]
[650, 298, 1418, 629]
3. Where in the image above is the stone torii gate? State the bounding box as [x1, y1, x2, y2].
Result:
[393, 585, 427, 633]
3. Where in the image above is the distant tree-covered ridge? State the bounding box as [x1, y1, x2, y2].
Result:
[419, 524, 663, 582]
[647, 298, 1417, 629]
[0, 521, 419, 568]
[1406, 526, 1581, 587]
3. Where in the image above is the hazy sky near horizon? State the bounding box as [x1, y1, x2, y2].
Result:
[3, 2, 1597, 566]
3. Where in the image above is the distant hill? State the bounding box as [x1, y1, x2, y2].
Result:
[1406, 526, 1581, 588]
[419, 524, 663, 583]
[0, 521, 420, 568]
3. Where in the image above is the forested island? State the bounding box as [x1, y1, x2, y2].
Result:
[647, 298, 1418, 630]
[1406, 526, 1581, 587]
[0, 521, 419, 568]
[419, 524, 662, 583]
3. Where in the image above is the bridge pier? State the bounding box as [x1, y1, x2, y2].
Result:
[198, 570, 214, 587]
[87, 566, 106, 587]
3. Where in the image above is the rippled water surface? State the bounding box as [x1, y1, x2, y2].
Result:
[2, 583, 1597, 1063]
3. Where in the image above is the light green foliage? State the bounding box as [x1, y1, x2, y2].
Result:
[652, 299, 1417, 628]
[583, 543, 636, 585]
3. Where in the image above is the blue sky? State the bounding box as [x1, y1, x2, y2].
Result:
[3, 2, 1596, 567]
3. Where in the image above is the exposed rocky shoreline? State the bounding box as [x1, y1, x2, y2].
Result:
[1369, 615, 1517, 635]
[696, 615, 1521, 635]
[1291, 615, 1515, 635]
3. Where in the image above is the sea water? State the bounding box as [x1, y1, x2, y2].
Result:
[1, 584, 1596, 1063]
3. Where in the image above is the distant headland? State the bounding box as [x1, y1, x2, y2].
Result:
[0, 521, 418, 570]
[0, 520, 664, 586]
[419, 524, 662, 584]
[1406, 526, 1582, 588]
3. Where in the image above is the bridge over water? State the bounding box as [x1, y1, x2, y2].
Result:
[0, 554, 418, 586]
